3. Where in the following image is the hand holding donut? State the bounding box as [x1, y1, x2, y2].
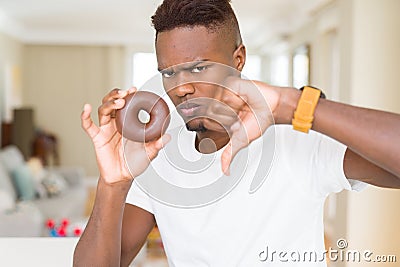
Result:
[81, 87, 170, 184]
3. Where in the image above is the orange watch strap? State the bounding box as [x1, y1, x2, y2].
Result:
[292, 86, 321, 133]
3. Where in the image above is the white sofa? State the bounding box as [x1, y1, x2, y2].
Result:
[0, 145, 88, 237]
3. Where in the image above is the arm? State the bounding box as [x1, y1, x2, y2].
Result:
[274, 88, 400, 187]
[120, 204, 156, 267]
[73, 88, 169, 266]
[74, 181, 155, 267]
[73, 179, 131, 266]
[220, 81, 400, 188]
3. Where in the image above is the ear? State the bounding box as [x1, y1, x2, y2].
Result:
[233, 44, 246, 71]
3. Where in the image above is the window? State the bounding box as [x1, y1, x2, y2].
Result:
[132, 52, 158, 88]
[242, 55, 262, 80]
[270, 54, 290, 86]
[292, 45, 310, 89]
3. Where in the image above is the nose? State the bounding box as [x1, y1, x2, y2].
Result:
[174, 83, 195, 97]
[171, 71, 195, 97]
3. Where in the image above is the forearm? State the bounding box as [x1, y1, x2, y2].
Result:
[274, 88, 400, 178]
[314, 99, 400, 177]
[73, 178, 132, 267]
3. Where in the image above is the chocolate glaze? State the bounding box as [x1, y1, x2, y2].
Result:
[115, 91, 170, 142]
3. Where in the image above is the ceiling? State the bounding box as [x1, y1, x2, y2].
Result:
[0, 0, 330, 50]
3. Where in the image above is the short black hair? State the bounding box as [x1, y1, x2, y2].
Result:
[151, 0, 242, 46]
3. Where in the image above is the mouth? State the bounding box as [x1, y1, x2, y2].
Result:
[178, 102, 201, 117]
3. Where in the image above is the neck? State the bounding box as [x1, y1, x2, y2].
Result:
[195, 130, 230, 154]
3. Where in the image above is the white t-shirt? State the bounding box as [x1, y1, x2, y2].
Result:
[126, 125, 365, 266]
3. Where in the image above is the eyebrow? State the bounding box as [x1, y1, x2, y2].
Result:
[158, 59, 211, 73]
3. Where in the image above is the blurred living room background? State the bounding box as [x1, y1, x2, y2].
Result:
[0, 0, 399, 266]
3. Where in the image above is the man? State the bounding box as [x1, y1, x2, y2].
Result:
[74, 0, 400, 266]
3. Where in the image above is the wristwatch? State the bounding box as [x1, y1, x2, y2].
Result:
[292, 86, 325, 133]
[299, 86, 326, 99]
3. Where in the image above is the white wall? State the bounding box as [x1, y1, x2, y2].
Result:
[0, 31, 24, 141]
[349, 0, 400, 111]
[346, 0, 400, 266]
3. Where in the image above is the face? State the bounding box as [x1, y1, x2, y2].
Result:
[155, 26, 246, 133]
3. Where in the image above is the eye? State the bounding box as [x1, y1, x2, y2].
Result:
[191, 66, 207, 73]
[161, 70, 175, 78]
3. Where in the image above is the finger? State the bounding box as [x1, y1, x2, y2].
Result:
[235, 111, 264, 141]
[205, 87, 245, 120]
[81, 104, 100, 139]
[220, 86, 247, 112]
[101, 87, 137, 104]
[208, 99, 239, 118]
[204, 98, 242, 131]
[145, 134, 171, 161]
[221, 123, 248, 175]
[225, 78, 276, 133]
[223, 77, 265, 105]
[202, 117, 233, 133]
[127, 86, 137, 94]
[102, 88, 124, 104]
[221, 139, 248, 176]
[221, 142, 232, 175]
[99, 87, 138, 125]
[98, 98, 126, 126]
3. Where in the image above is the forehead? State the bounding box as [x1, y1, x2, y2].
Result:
[155, 26, 234, 70]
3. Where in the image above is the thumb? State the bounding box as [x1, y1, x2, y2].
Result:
[221, 125, 249, 176]
[81, 104, 100, 139]
[145, 134, 171, 161]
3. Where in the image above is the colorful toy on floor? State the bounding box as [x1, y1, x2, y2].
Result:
[45, 218, 83, 237]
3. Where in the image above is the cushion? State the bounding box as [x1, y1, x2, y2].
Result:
[0, 145, 25, 172]
[0, 190, 14, 212]
[0, 162, 17, 200]
[11, 164, 36, 201]
[27, 157, 45, 182]
[53, 167, 84, 187]
[41, 171, 68, 197]
[26, 158, 47, 198]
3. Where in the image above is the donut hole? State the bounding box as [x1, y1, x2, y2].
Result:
[138, 109, 151, 124]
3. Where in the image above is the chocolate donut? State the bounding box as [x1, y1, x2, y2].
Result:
[115, 91, 170, 142]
